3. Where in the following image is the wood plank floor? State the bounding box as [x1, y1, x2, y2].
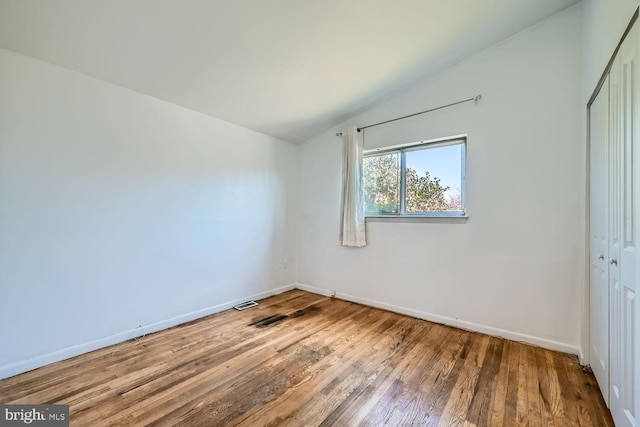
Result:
[0, 290, 612, 426]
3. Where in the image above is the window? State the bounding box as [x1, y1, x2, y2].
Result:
[363, 135, 466, 217]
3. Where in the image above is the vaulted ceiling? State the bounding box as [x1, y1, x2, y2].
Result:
[0, 0, 580, 143]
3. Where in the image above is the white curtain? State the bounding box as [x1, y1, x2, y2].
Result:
[339, 126, 366, 247]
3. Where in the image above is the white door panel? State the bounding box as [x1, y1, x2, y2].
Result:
[590, 74, 610, 403]
[610, 21, 638, 427]
[610, 52, 624, 421]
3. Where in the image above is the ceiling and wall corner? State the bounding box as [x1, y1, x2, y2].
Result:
[583, 0, 639, 99]
[0, 0, 579, 143]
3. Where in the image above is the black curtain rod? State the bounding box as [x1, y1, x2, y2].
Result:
[336, 94, 482, 137]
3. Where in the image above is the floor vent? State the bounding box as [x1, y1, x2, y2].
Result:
[233, 301, 259, 310]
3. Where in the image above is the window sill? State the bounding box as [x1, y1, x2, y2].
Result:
[365, 215, 468, 224]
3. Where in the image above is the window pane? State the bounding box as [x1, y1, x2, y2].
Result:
[405, 143, 462, 213]
[364, 152, 400, 214]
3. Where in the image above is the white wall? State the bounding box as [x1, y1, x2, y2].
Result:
[297, 4, 583, 354]
[0, 47, 297, 378]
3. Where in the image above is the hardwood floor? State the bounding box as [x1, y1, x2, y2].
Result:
[0, 290, 612, 426]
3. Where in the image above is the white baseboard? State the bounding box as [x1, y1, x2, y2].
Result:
[0, 284, 295, 380]
[295, 283, 335, 297]
[2, 282, 582, 380]
[296, 283, 581, 357]
[578, 347, 587, 365]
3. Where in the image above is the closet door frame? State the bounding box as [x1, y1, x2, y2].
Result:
[586, 7, 640, 423]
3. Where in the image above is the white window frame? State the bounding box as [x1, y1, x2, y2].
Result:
[364, 134, 467, 219]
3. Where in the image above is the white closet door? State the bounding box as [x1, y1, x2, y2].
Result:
[610, 21, 638, 427]
[590, 74, 610, 403]
[609, 38, 625, 425]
